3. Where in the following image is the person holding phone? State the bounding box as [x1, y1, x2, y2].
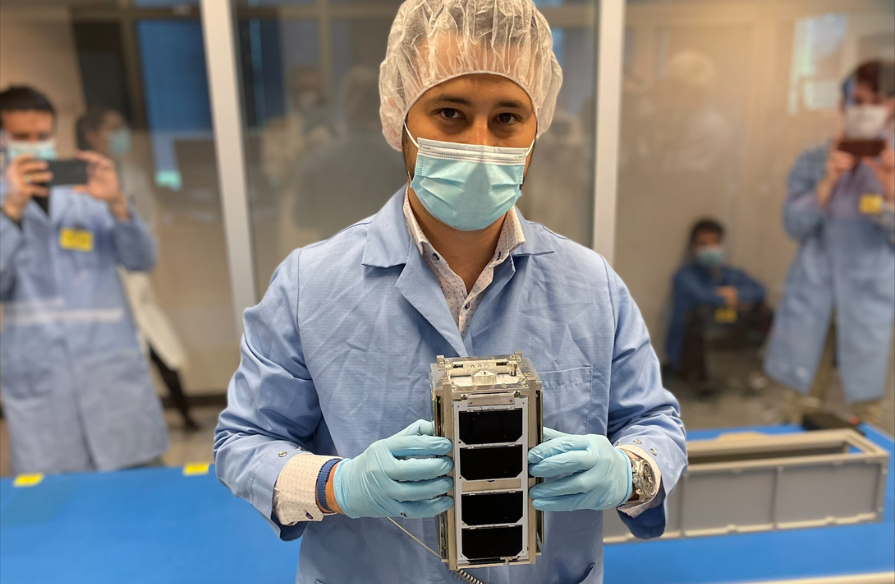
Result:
[764, 60, 895, 426]
[0, 85, 168, 474]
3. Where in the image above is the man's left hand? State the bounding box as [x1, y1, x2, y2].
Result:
[864, 147, 895, 203]
[73, 151, 129, 221]
[528, 427, 632, 512]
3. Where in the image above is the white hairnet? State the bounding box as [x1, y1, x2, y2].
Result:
[379, 0, 563, 151]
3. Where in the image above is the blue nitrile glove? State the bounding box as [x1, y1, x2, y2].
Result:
[528, 427, 633, 512]
[332, 419, 454, 519]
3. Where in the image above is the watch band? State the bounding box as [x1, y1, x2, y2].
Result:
[316, 458, 341, 514]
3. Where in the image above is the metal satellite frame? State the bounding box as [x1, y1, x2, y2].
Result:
[431, 351, 544, 571]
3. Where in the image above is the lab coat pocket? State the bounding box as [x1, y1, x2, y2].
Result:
[539, 366, 593, 435]
[0, 333, 51, 399]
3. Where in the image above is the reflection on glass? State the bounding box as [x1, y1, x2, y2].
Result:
[616, 0, 895, 433]
[0, 2, 239, 475]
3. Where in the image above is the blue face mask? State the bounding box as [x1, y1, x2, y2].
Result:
[109, 128, 131, 158]
[7, 139, 57, 161]
[405, 124, 533, 231]
[695, 246, 724, 268]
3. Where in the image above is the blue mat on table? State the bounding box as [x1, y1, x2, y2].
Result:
[1, 425, 892, 584]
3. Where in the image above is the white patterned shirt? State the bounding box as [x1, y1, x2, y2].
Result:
[402, 192, 525, 337]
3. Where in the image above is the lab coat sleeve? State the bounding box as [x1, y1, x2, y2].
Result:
[0, 211, 24, 298]
[214, 249, 321, 541]
[729, 268, 766, 304]
[110, 205, 157, 272]
[673, 268, 726, 307]
[603, 259, 688, 539]
[782, 149, 826, 242]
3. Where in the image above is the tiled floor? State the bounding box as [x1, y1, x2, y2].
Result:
[1, 349, 892, 477]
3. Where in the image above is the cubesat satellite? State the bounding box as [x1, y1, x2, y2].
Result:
[430, 352, 544, 571]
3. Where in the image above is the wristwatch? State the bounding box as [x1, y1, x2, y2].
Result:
[625, 452, 658, 503]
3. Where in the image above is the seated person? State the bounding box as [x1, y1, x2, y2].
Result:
[666, 218, 769, 395]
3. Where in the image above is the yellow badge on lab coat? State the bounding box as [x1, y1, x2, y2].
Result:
[59, 227, 94, 252]
[859, 194, 884, 216]
[714, 306, 737, 324]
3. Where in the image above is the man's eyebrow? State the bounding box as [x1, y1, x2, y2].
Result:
[495, 99, 530, 110]
[427, 95, 474, 107]
[426, 95, 532, 111]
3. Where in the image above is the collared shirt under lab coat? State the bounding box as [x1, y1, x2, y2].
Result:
[764, 140, 895, 404]
[214, 189, 688, 584]
[0, 186, 168, 473]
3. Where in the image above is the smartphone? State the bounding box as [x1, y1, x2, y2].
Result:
[838, 138, 885, 158]
[45, 159, 88, 187]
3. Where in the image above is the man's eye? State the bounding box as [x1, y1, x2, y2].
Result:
[439, 109, 461, 120]
[497, 113, 518, 124]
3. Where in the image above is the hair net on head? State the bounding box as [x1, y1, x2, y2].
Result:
[379, 0, 563, 151]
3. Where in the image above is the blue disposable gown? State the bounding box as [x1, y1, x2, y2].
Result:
[666, 263, 766, 368]
[0, 187, 168, 473]
[215, 190, 688, 584]
[764, 142, 895, 403]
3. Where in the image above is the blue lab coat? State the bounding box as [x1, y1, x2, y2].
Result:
[666, 263, 766, 368]
[0, 187, 168, 473]
[215, 190, 688, 584]
[764, 142, 895, 403]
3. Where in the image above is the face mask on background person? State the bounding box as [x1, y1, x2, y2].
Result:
[696, 245, 724, 268]
[7, 138, 57, 162]
[109, 128, 131, 158]
[405, 123, 533, 232]
[844, 104, 889, 139]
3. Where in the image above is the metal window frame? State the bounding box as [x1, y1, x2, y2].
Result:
[201, 0, 257, 332]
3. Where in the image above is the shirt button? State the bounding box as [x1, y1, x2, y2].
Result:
[650, 448, 658, 456]
[278, 451, 287, 457]
[633, 439, 642, 445]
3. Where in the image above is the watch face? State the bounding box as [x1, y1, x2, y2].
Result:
[641, 462, 657, 496]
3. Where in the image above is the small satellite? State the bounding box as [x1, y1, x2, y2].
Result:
[431, 352, 544, 571]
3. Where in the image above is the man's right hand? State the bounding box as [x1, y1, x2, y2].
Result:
[716, 286, 738, 307]
[2, 155, 51, 221]
[331, 419, 454, 519]
[816, 138, 854, 208]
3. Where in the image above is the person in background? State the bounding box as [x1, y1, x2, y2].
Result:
[292, 66, 407, 239]
[666, 219, 768, 397]
[0, 86, 168, 473]
[764, 60, 895, 426]
[76, 106, 199, 432]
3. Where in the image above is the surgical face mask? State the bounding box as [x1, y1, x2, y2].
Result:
[844, 104, 888, 139]
[405, 124, 533, 231]
[7, 138, 56, 161]
[109, 128, 131, 158]
[695, 246, 724, 268]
